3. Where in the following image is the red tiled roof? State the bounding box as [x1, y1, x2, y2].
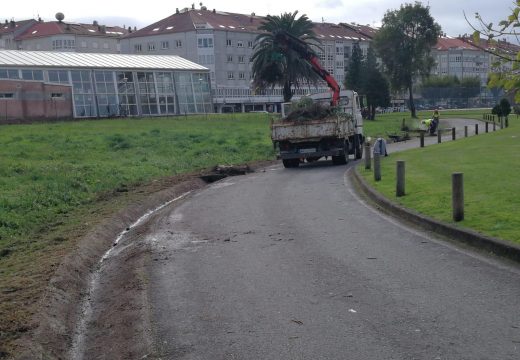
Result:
[460, 36, 520, 55]
[124, 8, 264, 39]
[313, 22, 371, 41]
[434, 37, 480, 51]
[124, 8, 375, 41]
[15, 21, 128, 40]
[0, 19, 36, 35]
[340, 23, 378, 39]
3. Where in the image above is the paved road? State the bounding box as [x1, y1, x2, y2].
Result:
[145, 122, 520, 359]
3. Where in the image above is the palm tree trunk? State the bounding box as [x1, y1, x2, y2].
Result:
[408, 82, 416, 118]
[283, 81, 292, 103]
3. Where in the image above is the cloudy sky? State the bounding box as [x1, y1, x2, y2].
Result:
[2, 0, 516, 38]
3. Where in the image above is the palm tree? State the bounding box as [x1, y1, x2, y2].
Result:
[251, 11, 321, 102]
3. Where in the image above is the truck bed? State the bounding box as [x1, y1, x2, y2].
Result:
[271, 116, 354, 141]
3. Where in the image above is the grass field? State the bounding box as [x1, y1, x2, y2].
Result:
[0, 113, 275, 354]
[363, 109, 491, 139]
[359, 116, 520, 243]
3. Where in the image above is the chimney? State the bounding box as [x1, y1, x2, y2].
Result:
[213, 8, 216, 13]
[93, 20, 98, 26]
[176, 8, 180, 14]
[10, 20, 16, 28]
[191, 3, 195, 10]
[128, 26, 132, 33]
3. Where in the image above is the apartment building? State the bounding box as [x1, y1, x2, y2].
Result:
[120, 6, 372, 113]
[0, 16, 128, 53]
[431, 37, 489, 85]
[0, 19, 38, 49]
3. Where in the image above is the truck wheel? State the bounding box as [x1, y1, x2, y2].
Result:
[282, 159, 299, 168]
[332, 148, 348, 165]
[354, 143, 363, 159]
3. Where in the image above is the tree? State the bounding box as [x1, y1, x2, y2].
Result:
[345, 42, 364, 95]
[420, 75, 481, 104]
[373, 2, 441, 118]
[362, 46, 390, 120]
[466, 5, 520, 102]
[251, 11, 321, 102]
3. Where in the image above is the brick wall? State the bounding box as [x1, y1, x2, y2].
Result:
[0, 80, 73, 124]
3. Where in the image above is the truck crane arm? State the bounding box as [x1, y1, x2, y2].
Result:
[275, 30, 341, 107]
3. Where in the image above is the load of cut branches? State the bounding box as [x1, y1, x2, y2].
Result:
[284, 97, 334, 122]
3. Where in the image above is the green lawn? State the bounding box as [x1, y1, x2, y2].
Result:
[363, 109, 490, 139]
[0, 113, 275, 354]
[359, 117, 520, 243]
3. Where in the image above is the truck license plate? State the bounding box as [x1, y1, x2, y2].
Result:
[299, 148, 316, 154]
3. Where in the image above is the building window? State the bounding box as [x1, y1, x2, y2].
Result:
[239, 72, 245, 79]
[248, 40, 253, 48]
[176, 40, 182, 48]
[116, 71, 138, 116]
[0, 69, 19, 79]
[161, 41, 169, 49]
[52, 40, 61, 49]
[0, 93, 14, 99]
[94, 70, 118, 117]
[148, 42, 156, 51]
[64, 40, 75, 49]
[137, 72, 158, 115]
[237, 40, 243, 48]
[156, 72, 176, 115]
[238, 55, 245, 63]
[197, 37, 213, 48]
[227, 72, 234, 80]
[103, 42, 109, 49]
[92, 42, 99, 49]
[81, 41, 87, 48]
[226, 39, 232, 47]
[51, 93, 64, 99]
[227, 55, 233, 63]
[48, 70, 69, 84]
[71, 70, 96, 117]
[21, 69, 43, 81]
[198, 54, 215, 65]
[135, 44, 142, 52]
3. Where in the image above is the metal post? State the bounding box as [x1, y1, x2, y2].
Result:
[500, 117, 504, 129]
[420, 131, 424, 148]
[452, 173, 464, 222]
[485, 122, 489, 133]
[475, 123, 479, 135]
[437, 129, 442, 143]
[396, 160, 405, 197]
[493, 121, 496, 131]
[452, 127, 456, 140]
[464, 126, 468, 138]
[364, 143, 371, 170]
[374, 153, 381, 182]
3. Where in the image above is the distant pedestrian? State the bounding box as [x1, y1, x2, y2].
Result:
[373, 137, 388, 157]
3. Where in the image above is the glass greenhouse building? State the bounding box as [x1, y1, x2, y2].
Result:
[0, 50, 212, 120]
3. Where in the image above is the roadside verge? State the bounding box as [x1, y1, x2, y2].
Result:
[349, 167, 520, 264]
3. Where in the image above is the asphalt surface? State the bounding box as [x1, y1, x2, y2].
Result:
[143, 118, 520, 359]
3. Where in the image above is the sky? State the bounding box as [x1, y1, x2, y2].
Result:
[2, 0, 516, 38]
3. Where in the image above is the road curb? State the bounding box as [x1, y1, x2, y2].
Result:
[350, 167, 520, 264]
